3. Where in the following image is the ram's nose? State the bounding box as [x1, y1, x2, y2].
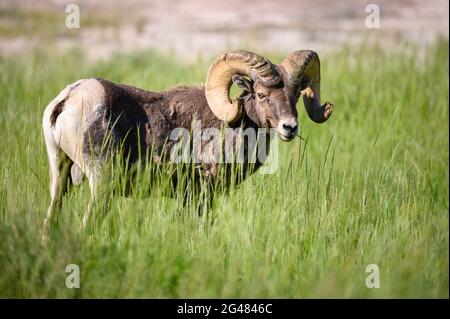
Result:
[282, 122, 298, 133]
[278, 118, 298, 141]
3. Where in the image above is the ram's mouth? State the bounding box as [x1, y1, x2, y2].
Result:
[278, 132, 295, 142]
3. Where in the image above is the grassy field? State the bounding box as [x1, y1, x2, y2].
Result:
[0, 40, 448, 298]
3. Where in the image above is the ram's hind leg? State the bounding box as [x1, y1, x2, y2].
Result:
[80, 166, 112, 232]
[42, 140, 72, 243]
[70, 164, 85, 186]
[80, 167, 99, 231]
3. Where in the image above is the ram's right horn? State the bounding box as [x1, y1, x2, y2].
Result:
[280, 50, 333, 123]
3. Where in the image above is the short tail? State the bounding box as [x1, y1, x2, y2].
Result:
[48, 79, 85, 126]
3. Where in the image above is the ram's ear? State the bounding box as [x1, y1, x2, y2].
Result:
[232, 75, 254, 94]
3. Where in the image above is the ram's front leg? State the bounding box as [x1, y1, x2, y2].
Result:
[80, 166, 111, 232]
[196, 164, 218, 216]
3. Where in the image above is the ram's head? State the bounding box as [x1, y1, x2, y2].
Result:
[205, 50, 334, 141]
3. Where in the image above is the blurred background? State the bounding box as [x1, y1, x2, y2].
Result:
[0, 0, 448, 61]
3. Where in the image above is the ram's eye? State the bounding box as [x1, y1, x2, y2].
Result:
[256, 93, 266, 99]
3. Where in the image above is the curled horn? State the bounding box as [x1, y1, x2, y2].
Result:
[205, 50, 280, 122]
[281, 50, 333, 123]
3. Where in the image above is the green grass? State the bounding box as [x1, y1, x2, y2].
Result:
[0, 40, 448, 298]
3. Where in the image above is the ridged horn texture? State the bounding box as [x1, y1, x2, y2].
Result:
[281, 50, 333, 123]
[205, 50, 280, 122]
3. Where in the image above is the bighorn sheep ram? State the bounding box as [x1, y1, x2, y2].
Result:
[42, 50, 333, 234]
